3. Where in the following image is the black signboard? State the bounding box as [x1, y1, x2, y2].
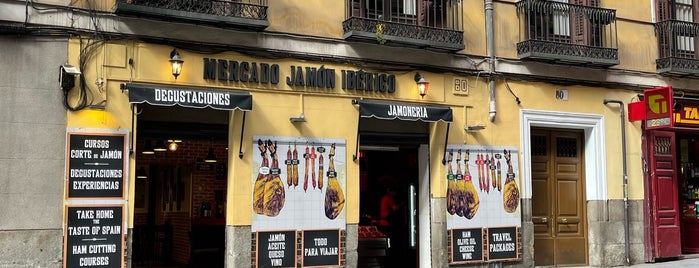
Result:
[126, 83, 253, 111]
[64, 205, 123, 268]
[67, 133, 126, 198]
[257, 230, 296, 268]
[487, 227, 518, 260]
[355, 99, 454, 123]
[451, 228, 483, 263]
[302, 229, 340, 267]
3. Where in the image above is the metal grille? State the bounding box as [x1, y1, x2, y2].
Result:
[531, 135, 547, 156]
[515, 0, 618, 65]
[346, 0, 463, 31]
[343, 0, 464, 48]
[555, 137, 577, 157]
[120, 0, 268, 20]
[654, 136, 672, 155]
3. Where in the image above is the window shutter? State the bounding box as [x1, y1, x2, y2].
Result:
[570, 0, 591, 45]
[657, 0, 674, 22]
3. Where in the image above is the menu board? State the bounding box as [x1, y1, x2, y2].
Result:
[257, 230, 296, 268]
[302, 229, 340, 267]
[451, 228, 483, 263]
[64, 205, 124, 268]
[67, 133, 126, 198]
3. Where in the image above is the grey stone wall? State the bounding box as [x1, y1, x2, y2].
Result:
[587, 199, 645, 267]
[0, 36, 67, 267]
[226, 225, 252, 268]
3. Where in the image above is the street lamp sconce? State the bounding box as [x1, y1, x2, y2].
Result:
[415, 72, 429, 98]
[169, 49, 184, 80]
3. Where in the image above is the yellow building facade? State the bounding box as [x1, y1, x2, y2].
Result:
[5, 0, 699, 267]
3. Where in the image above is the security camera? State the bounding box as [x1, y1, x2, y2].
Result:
[59, 64, 81, 92]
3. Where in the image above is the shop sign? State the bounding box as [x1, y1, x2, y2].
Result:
[644, 86, 674, 130]
[256, 230, 296, 268]
[66, 133, 126, 198]
[487, 227, 518, 260]
[673, 100, 699, 127]
[203, 58, 397, 93]
[302, 229, 340, 266]
[451, 228, 484, 263]
[64, 205, 124, 268]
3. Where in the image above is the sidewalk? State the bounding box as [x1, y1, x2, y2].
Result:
[569, 255, 699, 267]
[632, 257, 699, 267]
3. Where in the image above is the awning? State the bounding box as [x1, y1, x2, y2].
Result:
[123, 83, 252, 159]
[355, 99, 453, 122]
[352, 99, 453, 163]
[124, 83, 252, 111]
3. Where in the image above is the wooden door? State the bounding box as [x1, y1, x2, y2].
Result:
[531, 129, 587, 266]
[646, 131, 681, 258]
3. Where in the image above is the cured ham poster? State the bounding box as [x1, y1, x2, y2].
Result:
[251, 135, 347, 232]
[445, 145, 522, 263]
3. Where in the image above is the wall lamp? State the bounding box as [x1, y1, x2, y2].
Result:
[169, 49, 184, 80]
[414, 72, 429, 98]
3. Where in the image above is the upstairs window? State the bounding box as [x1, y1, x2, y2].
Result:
[656, 0, 699, 58]
[351, 0, 450, 28]
[524, 0, 602, 45]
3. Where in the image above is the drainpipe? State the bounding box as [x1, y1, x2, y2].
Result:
[603, 99, 630, 266]
[485, 0, 496, 122]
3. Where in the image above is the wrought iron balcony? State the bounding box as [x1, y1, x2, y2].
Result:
[343, 0, 464, 51]
[655, 20, 699, 76]
[516, 0, 618, 67]
[114, 0, 268, 30]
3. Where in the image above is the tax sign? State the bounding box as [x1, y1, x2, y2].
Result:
[644, 86, 674, 130]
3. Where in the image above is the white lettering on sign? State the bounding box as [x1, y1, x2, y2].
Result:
[96, 210, 113, 219]
[84, 139, 109, 148]
[79, 256, 109, 266]
[387, 105, 428, 119]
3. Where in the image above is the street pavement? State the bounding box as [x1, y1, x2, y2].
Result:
[567, 256, 699, 267]
[631, 257, 699, 267]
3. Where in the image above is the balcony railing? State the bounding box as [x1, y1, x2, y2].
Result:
[343, 0, 464, 51]
[516, 0, 618, 66]
[114, 0, 268, 30]
[655, 20, 699, 75]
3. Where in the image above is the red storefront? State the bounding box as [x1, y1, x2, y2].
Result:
[642, 87, 699, 261]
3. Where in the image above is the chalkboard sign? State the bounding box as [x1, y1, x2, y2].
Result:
[302, 229, 340, 267]
[487, 227, 518, 260]
[451, 228, 483, 263]
[67, 133, 126, 198]
[64, 205, 124, 268]
[257, 230, 296, 268]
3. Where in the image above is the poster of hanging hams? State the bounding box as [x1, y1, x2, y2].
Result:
[445, 145, 521, 228]
[446, 145, 521, 263]
[251, 135, 347, 232]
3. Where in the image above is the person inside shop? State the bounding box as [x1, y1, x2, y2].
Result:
[378, 184, 405, 255]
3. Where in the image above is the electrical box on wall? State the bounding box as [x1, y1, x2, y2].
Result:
[59, 64, 81, 92]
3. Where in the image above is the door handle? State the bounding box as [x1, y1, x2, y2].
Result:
[541, 217, 547, 223]
[559, 218, 568, 223]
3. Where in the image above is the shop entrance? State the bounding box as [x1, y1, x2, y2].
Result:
[357, 119, 430, 268]
[132, 104, 230, 268]
[531, 128, 588, 266]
